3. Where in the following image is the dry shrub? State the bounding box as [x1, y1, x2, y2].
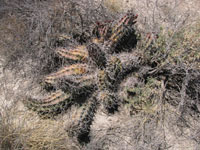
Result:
[122, 76, 162, 115]
[0, 0, 114, 78]
[140, 20, 200, 69]
[168, 21, 200, 69]
[0, 13, 26, 66]
[88, 102, 200, 150]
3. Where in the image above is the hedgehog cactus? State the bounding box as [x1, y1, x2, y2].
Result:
[24, 11, 139, 141]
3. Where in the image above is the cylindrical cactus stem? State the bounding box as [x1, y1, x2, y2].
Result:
[106, 56, 122, 85]
[67, 94, 99, 141]
[98, 91, 119, 114]
[44, 64, 90, 83]
[118, 53, 141, 77]
[105, 12, 138, 53]
[92, 21, 112, 42]
[97, 70, 108, 90]
[87, 42, 107, 68]
[111, 12, 137, 35]
[43, 63, 96, 91]
[23, 90, 72, 118]
[55, 46, 88, 62]
[105, 54, 140, 88]
[56, 73, 97, 93]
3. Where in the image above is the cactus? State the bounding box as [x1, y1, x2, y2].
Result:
[92, 21, 112, 42]
[67, 94, 99, 142]
[107, 12, 138, 53]
[24, 90, 72, 117]
[56, 46, 88, 62]
[98, 91, 118, 113]
[24, 11, 139, 142]
[87, 43, 107, 68]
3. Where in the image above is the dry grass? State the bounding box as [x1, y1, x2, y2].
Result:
[0, 102, 80, 150]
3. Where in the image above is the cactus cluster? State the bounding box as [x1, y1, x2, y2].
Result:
[24, 11, 140, 141]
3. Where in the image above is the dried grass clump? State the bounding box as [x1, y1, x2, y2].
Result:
[0, 103, 79, 150]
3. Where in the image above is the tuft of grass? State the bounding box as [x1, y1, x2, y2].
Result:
[0, 103, 80, 150]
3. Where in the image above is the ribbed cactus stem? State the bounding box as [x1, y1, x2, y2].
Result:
[44, 64, 91, 86]
[98, 91, 118, 113]
[24, 90, 72, 117]
[56, 46, 88, 62]
[92, 21, 112, 42]
[105, 13, 138, 53]
[67, 95, 99, 139]
[87, 43, 107, 68]
[118, 53, 141, 76]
